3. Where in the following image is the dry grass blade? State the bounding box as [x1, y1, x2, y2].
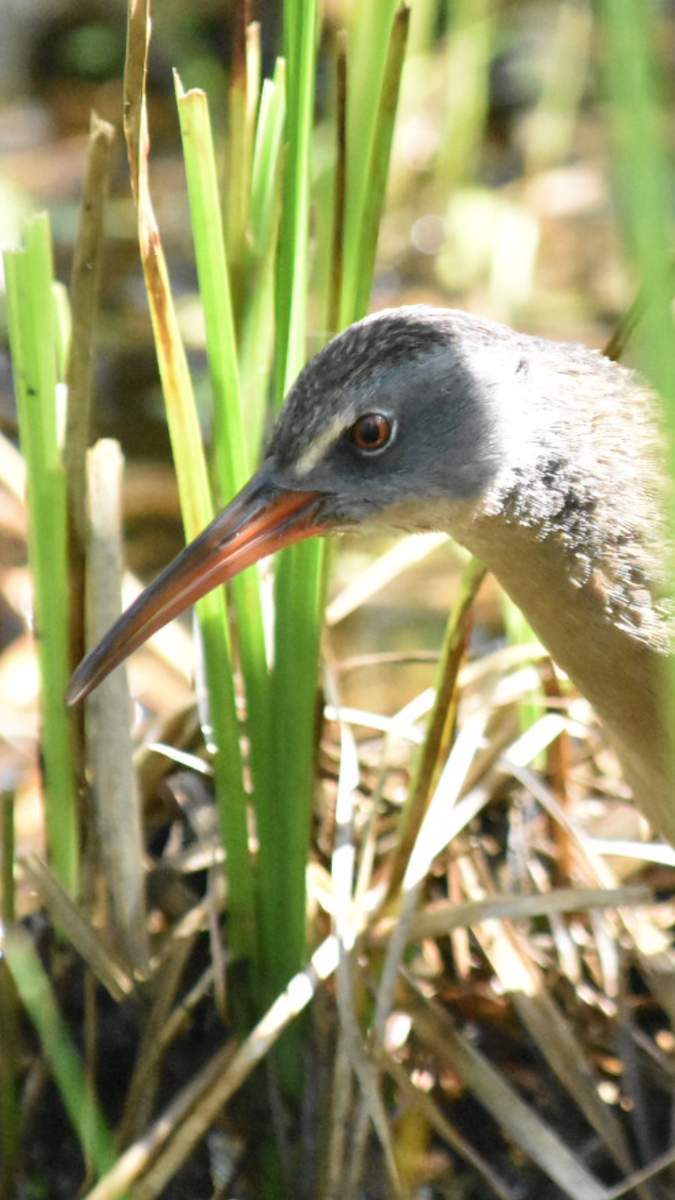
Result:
[117, 936, 205, 1147]
[604, 1144, 675, 1199]
[400, 972, 609, 1200]
[64, 113, 115, 748]
[19, 854, 134, 1001]
[80, 937, 339, 1199]
[328, 687, 405, 1198]
[323, 1028, 355, 1200]
[64, 113, 115, 548]
[326, 533, 449, 626]
[389, 558, 487, 897]
[382, 1054, 518, 1200]
[456, 854, 639, 1183]
[343, 693, 492, 1193]
[122, 0, 203, 537]
[369, 885, 653, 946]
[502, 758, 675, 1016]
[85, 440, 149, 974]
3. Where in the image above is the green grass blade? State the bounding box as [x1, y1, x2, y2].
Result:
[268, 0, 412, 1037]
[239, 60, 286, 460]
[177, 77, 284, 986]
[327, 34, 347, 336]
[598, 0, 675, 777]
[350, 3, 410, 322]
[598, 3, 675, 403]
[276, 0, 319, 397]
[391, 559, 487, 892]
[0, 795, 19, 1197]
[340, 0, 402, 326]
[503, 593, 544, 752]
[436, 0, 492, 184]
[249, 62, 287, 267]
[175, 77, 251, 499]
[267, 0, 322, 1058]
[0, 958, 20, 1197]
[4, 214, 78, 894]
[4, 928, 117, 1179]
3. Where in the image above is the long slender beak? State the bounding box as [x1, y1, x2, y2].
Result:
[67, 461, 327, 705]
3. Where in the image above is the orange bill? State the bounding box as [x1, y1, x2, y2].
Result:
[67, 463, 326, 705]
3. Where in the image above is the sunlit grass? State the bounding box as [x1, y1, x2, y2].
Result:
[4, 215, 78, 896]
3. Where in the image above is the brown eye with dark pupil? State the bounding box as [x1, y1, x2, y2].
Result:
[351, 413, 392, 452]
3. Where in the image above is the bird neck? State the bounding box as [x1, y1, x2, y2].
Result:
[450, 494, 674, 841]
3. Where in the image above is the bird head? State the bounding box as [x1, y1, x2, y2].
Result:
[67, 306, 522, 703]
[267, 306, 506, 528]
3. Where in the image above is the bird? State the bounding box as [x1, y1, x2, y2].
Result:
[67, 305, 675, 844]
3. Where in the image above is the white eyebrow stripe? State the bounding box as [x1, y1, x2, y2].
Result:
[292, 417, 350, 477]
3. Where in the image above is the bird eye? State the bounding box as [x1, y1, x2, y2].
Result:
[350, 412, 393, 453]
